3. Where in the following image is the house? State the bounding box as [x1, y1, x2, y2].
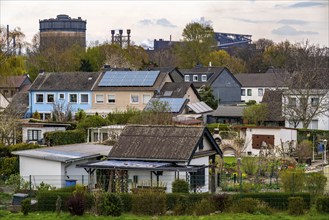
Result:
[180, 66, 241, 105]
[21, 122, 70, 144]
[28, 72, 102, 120]
[12, 143, 112, 188]
[262, 90, 285, 126]
[235, 72, 287, 103]
[0, 92, 9, 112]
[207, 105, 245, 124]
[77, 125, 223, 193]
[87, 125, 125, 143]
[89, 70, 172, 116]
[234, 126, 297, 156]
[4, 92, 29, 117]
[0, 74, 32, 101]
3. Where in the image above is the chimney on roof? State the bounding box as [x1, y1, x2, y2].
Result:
[39, 70, 45, 75]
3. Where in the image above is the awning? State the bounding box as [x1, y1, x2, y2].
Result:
[187, 102, 213, 114]
[77, 160, 206, 172]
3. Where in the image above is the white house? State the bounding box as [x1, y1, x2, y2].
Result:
[87, 125, 125, 143]
[12, 143, 112, 188]
[235, 72, 287, 103]
[78, 125, 223, 193]
[0, 92, 9, 112]
[236, 126, 297, 156]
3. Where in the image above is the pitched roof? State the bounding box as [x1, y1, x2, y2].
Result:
[155, 82, 200, 99]
[211, 105, 245, 117]
[92, 70, 169, 91]
[145, 98, 189, 113]
[29, 72, 102, 91]
[5, 92, 29, 117]
[0, 75, 31, 88]
[108, 125, 221, 162]
[235, 73, 287, 87]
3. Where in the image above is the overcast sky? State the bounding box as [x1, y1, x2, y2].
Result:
[1, 0, 328, 48]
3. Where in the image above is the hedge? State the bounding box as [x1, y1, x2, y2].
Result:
[44, 130, 85, 146]
[206, 123, 231, 133]
[36, 191, 73, 211]
[236, 192, 311, 210]
[316, 196, 329, 213]
[166, 193, 210, 212]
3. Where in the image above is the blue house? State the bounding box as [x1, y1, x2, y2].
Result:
[180, 67, 242, 105]
[28, 72, 101, 120]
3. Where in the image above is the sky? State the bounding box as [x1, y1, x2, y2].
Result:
[1, 0, 328, 48]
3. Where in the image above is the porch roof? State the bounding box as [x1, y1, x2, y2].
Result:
[77, 160, 206, 172]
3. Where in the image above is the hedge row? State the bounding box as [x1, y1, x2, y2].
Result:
[44, 130, 85, 146]
[36, 191, 73, 211]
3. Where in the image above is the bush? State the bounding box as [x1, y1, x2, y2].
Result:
[21, 198, 31, 215]
[132, 191, 166, 215]
[44, 130, 85, 146]
[119, 193, 132, 212]
[172, 179, 189, 193]
[304, 172, 327, 196]
[230, 198, 259, 214]
[101, 193, 122, 216]
[193, 198, 216, 216]
[211, 193, 233, 212]
[0, 157, 18, 177]
[280, 169, 305, 193]
[242, 157, 258, 176]
[166, 193, 210, 215]
[315, 196, 329, 213]
[288, 197, 305, 215]
[67, 192, 86, 216]
[36, 191, 72, 211]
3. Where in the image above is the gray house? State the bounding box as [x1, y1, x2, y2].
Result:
[180, 67, 241, 105]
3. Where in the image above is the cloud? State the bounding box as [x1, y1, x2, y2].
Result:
[138, 18, 177, 28]
[278, 19, 308, 25]
[272, 25, 318, 36]
[289, 2, 326, 8]
[192, 17, 213, 26]
[231, 18, 262, 24]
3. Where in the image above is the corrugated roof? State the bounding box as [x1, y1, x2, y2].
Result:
[12, 143, 112, 162]
[108, 125, 206, 162]
[187, 102, 213, 114]
[211, 105, 245, 117]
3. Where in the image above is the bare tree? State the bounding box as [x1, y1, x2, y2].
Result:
[52, 101, 73, 122]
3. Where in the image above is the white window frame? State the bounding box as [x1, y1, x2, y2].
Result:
[184, 75, 190, 82]
[241, 89, 246, 96]
[107, 94, 116, 104]
[80, 94, 89, 104]
[247, 89, 252, 96]
[201, 75, 207, 82]
[258, 88, 263, 97]
[130, 94, 139, 104]
[95, 94, 104, 104]
[46, 93, 55, 103]
[193, 75, 198, 82]
[143, 94, 151, 104]
[69, 93, 78, 103]
[35, 93, 44, 103]
[59, 93, 65, 100]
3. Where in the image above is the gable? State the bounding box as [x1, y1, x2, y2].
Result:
[212, 69, 241, 88]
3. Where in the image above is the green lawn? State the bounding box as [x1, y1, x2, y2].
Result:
[223, 156, 236, 164]
[0, 211, 328, 220]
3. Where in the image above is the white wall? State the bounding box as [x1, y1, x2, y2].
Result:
[189, 156, 210, 193]
[22, 126, 66, 143]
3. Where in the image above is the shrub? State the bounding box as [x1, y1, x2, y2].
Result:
[315, 196, 329, 213]
[101, 193, 122, 216]
[132, 191, 166, 215]
[0, 157, 18, 177]
[242, 156, 258, 176]
[304, 172, 327, 196]
[193, 198, 217, 216]
[44, 130, 85, 146]
[172, 179, 189, 193]
[288, 197, 305, 215]
[119, 193, 132, 212]
[172, 194, 190, 215]
[21, 198, 31, 215]
[67, 192, 86, 216]
[230, 198, 259, 214]
[36, 191, 72, 211]
[166, 193, 210, 215]
[280, 169, 305, 193]
[211, 193, 233, 212]
[36, 181, 56, 191]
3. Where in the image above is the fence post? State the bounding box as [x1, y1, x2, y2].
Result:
[292, 172, 295, 196]
[29, 175, 32, 196]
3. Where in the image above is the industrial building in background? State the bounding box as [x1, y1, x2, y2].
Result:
[39, 14, 86, 51]
[111, 29, 131, 48]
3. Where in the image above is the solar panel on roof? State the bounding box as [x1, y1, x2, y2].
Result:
[145, 98, 187, 113]
[98, 71, 160, 87]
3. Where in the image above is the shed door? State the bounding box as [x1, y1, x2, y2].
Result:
[252, 134, 274, 149]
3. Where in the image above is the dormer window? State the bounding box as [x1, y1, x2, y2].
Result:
[201, 75, 207, 82]
[184, 75, 190, 82]
[193, 75, 198, 82]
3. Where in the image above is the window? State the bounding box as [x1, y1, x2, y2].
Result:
[241, 89, 246, 96]
[247, 89, 252, 96]
[59, 93, 65, 100]
[288, 97, 296, 107]
[184, 75, 190, 82]
[36, 94, 44, 103]
[131, 94, 139, 104]
[193, 75, 198, 82]
[80, 94, 89, 103]
[258, 88, 263, 96]
[108, 94, 116, 104]
[69, 94, 77, 103]
[190, 168, 205, 188]
[201, 75, 207, 82]
[143, 94, 151, 104]
[27, 130, 41, 141]
[47, 94, 54, 103]
[311, 98, 319, 107]
[95, 94, 104, 103]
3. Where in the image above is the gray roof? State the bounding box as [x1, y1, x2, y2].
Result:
[235, 73, 287, 87]
[29, 72, 102, 91]
[5, 92, 29, 117]
[155, 82, 201, 99]
[12, 143, 112, 163]
[145, 98, 189, 113]
[211, 105, 245, 117]
[187, 102, 213, 114]
[108, 125, 222, 162]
